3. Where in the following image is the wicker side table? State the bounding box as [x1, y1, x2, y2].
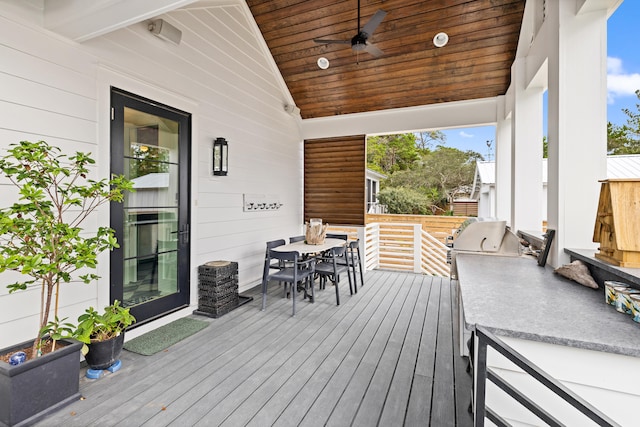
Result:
[194, 261, 240, 318]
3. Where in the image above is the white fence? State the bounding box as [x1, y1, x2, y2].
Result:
[327, 222, 450, 277]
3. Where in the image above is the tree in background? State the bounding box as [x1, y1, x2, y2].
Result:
[415, 130, 446, 150]
[367, 133, 421, 174]
[369, 131, 482, 214]
[607, 89, 640, 154]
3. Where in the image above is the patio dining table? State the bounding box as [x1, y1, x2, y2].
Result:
[264, 237, 348, 308]
[271, 237, 347, 255]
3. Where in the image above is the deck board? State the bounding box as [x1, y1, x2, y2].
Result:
[431, 280, 457, 426]
[348, 274, 422, 426]
[36, 270, 472, 427]
[377, 275, 433, 426]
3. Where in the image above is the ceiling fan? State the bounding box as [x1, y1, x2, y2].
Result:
[313, 0, 387, 58]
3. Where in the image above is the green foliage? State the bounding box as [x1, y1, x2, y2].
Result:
[367, 134, 420, 173]
[420, 146, 480, 200]
[130, 143, 170, 177]
[377, 187, 433, 215]
[607, 90, 640, 154]
[40, 316, 76, 343]
[368, 132, 482, 215]
[73, 300, 136, 344]
[415, 130, 446, 150]
[0, 140, 133, 352]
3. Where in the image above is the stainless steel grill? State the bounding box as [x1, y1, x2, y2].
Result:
[448, 218, 522, 279]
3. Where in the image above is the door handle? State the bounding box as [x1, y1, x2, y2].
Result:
[179, 224, 190, 245]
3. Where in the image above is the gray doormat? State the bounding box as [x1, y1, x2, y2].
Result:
[123, 317, 209, 356]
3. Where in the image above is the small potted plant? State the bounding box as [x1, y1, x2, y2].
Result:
[72, 300, 136, 370]
[0, 140, 132, 426]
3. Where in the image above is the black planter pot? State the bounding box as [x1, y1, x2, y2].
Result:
[0, 338, 82, 427]
[85, 333, 125, 370]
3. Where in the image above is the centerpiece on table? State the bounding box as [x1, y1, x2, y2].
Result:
[305, 218, 328, 244]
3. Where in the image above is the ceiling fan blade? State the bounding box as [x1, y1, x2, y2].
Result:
[314, 39, 351, 45]
[361, 10, 387, 36]
[364, 42, 384, 57]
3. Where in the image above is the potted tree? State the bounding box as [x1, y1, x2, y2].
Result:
[72, 300, 136, 370]
[0, 140, 132, 426]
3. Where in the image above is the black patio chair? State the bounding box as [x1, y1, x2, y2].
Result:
[265, 239, 286, 271]
[289, 235, 305, 243]
[322, 233, 348, 257]
[337, 239, 364, 292]
[262, 250, 315, 316]
[315, 245, 353, 306]
[325, 233, 348, 241]
[264, 239, 286, 294]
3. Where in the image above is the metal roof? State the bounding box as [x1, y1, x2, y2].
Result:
[475, 155, 640, 186]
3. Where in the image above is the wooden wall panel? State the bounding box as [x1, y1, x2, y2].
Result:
[247, 0, 525, 119]
[304, 135, 365, 226]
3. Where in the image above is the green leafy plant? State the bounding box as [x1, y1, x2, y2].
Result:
[0, 140, 133, 356]
[73, 300, 136, 344]
[39, 317, 76, 347]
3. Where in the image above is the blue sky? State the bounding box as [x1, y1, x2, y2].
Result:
[437, 1, 640, 158]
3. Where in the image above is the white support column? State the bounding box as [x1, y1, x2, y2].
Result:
[546, 0, 608, 267]
[510, 58, 545, 232]
[495, 95, 512, 224]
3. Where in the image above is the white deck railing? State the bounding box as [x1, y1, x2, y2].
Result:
[327, 222, 450, 277]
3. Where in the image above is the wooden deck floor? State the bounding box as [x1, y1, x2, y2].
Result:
[37, 270, 472, 427]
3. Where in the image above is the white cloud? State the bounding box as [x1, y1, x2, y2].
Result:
[607, 56, 640, 103]
[607, 57, 623, 74]
[459, 131, 474, 138]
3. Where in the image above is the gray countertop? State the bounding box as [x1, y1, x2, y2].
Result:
[457, 253, 640, 357]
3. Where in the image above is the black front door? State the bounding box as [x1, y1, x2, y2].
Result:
[110, 87, 191, 325]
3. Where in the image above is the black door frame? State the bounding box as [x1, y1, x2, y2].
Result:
[110, 87, 192, 326]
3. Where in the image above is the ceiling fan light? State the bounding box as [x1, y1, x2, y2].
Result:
[433, 32, 449, 48]
[352, 43, 366, 52]
[317, 57, 330, 69]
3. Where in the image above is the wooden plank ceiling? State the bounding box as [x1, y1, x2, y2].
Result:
[247, 0, 525, 120]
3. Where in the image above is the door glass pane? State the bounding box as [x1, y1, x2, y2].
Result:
[122, 107, 180, 308]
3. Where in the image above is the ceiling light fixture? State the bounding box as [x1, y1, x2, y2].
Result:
[148, 19, 182, 45]
[317, 57, 330, 69]
[433, 32, 449, 48]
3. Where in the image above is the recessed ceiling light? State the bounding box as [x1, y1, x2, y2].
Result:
[317, 57, 330, 69]
[433, 32, 449, 48]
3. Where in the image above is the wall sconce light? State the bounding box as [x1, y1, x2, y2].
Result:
[213, 137, 228, 176]
[148, 19, 182, 45]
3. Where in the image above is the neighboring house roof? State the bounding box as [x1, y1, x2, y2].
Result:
[606, 155, 640, 178]
[471, 155, 640, 199]
[366, 169, 387, 181]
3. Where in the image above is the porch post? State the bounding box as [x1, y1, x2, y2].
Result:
[510, 58, 545, 232]
[357, 226, 367, 271]
[545, 0, 610, 267]
[495, 95, 512, 224]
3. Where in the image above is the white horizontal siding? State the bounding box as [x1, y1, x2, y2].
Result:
[0, 1, 302, 348]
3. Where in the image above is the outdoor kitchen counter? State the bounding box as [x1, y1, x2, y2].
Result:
[456, 252, 640, 358]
